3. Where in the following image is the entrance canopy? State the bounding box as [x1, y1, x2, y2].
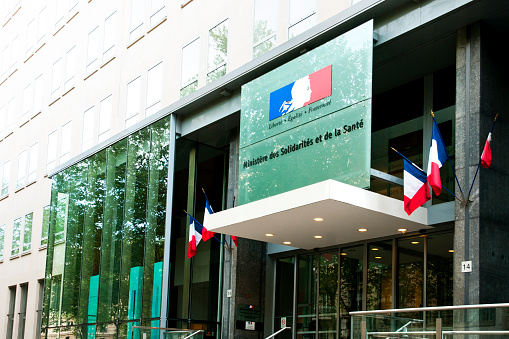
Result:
[207, 180, 432, 249]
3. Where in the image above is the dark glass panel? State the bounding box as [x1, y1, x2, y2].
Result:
[339, 245, 363, 339]
[297, 254, 317, 339]
[318, 252, 338, 339]
[426, 232, 453, 307]
[275, 257, 294, 339]
[397, 237, 424, 308]
[367, 241, 392, 310]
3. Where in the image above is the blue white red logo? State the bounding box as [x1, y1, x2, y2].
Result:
[269, 65, 332, 121]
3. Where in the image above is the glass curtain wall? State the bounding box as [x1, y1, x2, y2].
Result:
[41, 117, 171, 339]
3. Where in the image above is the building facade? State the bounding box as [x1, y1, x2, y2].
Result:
[1, 0, 509, 338]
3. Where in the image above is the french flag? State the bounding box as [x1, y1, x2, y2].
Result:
[269, 65, 332, 120]
[202, 198, 215, 241]
[481, 132, 492, 168]
[404, 158, 431, 215]
[188, 216, 212, 258]
[427, 118, 449, 196]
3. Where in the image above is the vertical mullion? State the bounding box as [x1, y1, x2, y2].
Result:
[184, 144, 197, 324]
[161, 114, 176, 334]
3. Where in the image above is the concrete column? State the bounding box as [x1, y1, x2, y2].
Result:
[454, 22, 509, 306]
[221, 128, 266, 339]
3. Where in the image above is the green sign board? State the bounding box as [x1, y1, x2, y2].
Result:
[239, 20, 373, 205]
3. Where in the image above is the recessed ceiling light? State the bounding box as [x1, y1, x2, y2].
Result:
[375, 256, 382, 259]
[371, 248, 379, 251]
[358, 228, 367, 232]
[265, 233, 274, 237]
[411, 241, 419, 244]
[314, 217, 324, 222]
[448, 249, 454, 253]
[314, 235, 322, 239]
[340, 252, 347, 256]
[283, 241, 292, 245]
[398, 228, 407, 233]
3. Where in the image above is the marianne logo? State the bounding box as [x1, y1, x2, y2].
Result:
[269, 65, 332, 121]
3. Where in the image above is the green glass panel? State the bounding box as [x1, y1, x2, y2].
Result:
[142, 119, 170, 320]
[239, 20, 373, 204]
[0, 224, 5, 261]
[239, 102, 371, 203]
[61, 163, 89, 326]
[78, 151, 106, 326]
[88, 275, 99, 338]
[119, 128, 150, 323]
[151, 261, 163, 337]
[41, 205, 50, 246]
[97, 138, 127, 324]
[127, 266, 143, 339]
[11, 217, 21, 256]
[22, 212, 33, 252]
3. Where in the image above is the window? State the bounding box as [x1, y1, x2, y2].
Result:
[98, 95, 112, 143]
[0, 224, 5, 261]
[11, 217, 21, 256]
[55, 0, 66, 30]
[64, 46, 76, 92]
[207, 19, 228, 84]
[1, 44, 11, 77]
[150, 0, 166, 26]
[82, 106, 95, 150]
[37, 7, 48, 48]
[0, 105, 6, 136]
[16, 150, 27, 190]
[288, 0, 316, 39]
[40, 205, 50, 247]
[18, 283, 28, 339]
[60, 121, 71, 163]
[26, 19, 37, 55]
[146, 62, 163, 116]
[1, 160, 10, 197]
[22, 212, 33, 253]
[86, 26, 100, 75]
[33, 74, 44, 115]
[125, 76, 141, 127]
[103, 11, 117, 62]
[253, 0, 278, 58]
[21, 83, 32, 123]
[46, 130, 57, 171]
[11, 35, 20, 70]
[130, 0, 144, 41]
[6, 286, 15, 339]
[6, 97, 16, 132]
[28, 142, 39, 183]
[180, 38, 200, 97]
[51, 58, 63, 101]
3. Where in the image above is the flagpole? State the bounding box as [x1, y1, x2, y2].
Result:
[202, 188, 231, 251]
[185, 210, 229, 249]
[391, 147, 459, 201]
[431, 110, 464, 201]
[466, 113, 498, 202]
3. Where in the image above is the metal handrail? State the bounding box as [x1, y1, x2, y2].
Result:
[349, 302, 509, 315]
[132, 326, 203, 338]
[265, 327, 291, 339]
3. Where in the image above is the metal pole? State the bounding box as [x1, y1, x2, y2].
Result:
[436, 317, 442, 339]
[361, 320, 367, 339]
